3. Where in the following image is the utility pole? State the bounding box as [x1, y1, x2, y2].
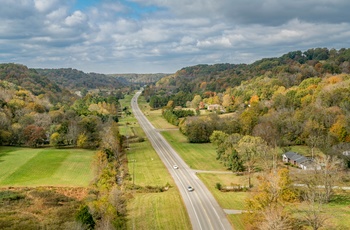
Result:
[133, 159, 136, 187]
[126, 123, 129, 150]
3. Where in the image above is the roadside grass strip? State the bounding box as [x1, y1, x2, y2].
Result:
[125, 125, 191, 229]
[138, 97, 177, 130]
[197, 173, 248, 229]
[161, 130, 225, 171]
[128, 191, 191, 230]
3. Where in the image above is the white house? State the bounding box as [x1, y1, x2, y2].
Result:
[207, 104, 225, 112]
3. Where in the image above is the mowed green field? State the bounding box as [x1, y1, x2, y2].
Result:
[0, 146, 95, 187]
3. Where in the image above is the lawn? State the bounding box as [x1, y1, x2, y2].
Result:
[0, 147, 94, 187]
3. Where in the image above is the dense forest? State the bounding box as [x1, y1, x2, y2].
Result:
[143, 48, 350, 163]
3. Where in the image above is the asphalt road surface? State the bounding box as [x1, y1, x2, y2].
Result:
[131, 91, 232, 230]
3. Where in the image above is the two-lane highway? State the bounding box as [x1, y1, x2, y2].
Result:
[131, 91, 232, 230]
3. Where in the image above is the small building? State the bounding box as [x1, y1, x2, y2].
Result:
[207, 104, 225, 112]
[282, 151, 318, 170]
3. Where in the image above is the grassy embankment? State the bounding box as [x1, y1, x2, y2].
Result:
[119, 94, 191, 230]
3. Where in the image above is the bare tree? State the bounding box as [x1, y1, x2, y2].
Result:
[246, 169, 297, 230]
[302, 187, 329, 230]
[314, 155, 344, 203]
[260, 206, 293, 230]
[235, 135, 273, 187]
[33, 113, 52, 129]
[66, 120, 79, 145]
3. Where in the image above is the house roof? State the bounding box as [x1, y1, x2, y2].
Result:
[283, 151, 310, 164]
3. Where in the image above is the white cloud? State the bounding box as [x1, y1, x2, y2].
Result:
[34, 0, 59, 12]
[65, 11, 87, 26]
[1, 0, 350, 73]
[47, 7, 68, 21]
[196, 36, 232, 49]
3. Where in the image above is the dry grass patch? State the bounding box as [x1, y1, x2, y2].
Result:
[0, 187, 88, 229]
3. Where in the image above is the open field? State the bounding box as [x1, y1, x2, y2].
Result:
[0, 147, 94, 187]
[285, 191, 350, 229]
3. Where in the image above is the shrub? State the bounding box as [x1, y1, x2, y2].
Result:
[215, 182, 222, 190]
[75, 205, 95, 230]
[0, 191, 25, 201]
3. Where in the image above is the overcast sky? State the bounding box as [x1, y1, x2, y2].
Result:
[1, 0, 350, 73]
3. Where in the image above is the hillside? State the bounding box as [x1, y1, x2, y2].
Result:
[36, 68, 128, 92]
[152, 48, 350, 94]
[0, 63, 71, 104]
